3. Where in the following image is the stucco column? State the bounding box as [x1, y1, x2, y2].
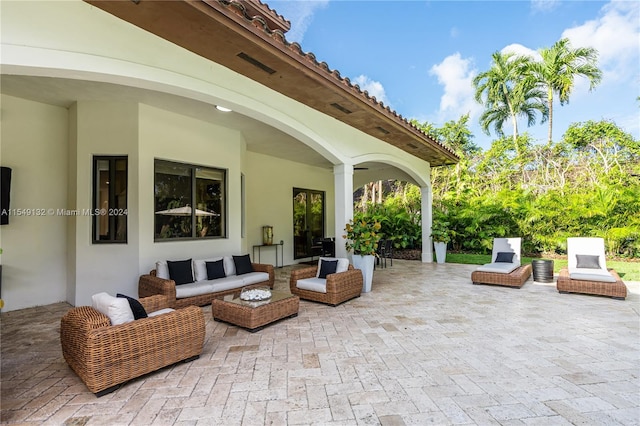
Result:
[421, 185, 433, 263]
[333, 164, 353, 259]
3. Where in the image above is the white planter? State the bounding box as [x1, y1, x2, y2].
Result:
[434, 241, 447, 264]
[352, 254, 375, 293]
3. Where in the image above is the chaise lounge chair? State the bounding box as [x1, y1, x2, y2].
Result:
[556, 237, 627, 300]
[471, 237, 532, 288]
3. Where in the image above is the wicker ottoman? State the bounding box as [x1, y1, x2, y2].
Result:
[471, 264, 532, 288]
[557, 268, 627, 300]
[212, 290, 299, 332]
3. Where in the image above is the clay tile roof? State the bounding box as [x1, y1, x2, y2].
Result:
[86, 0, 459, 165]
[236, 0, 291, 33]
[219, 0, 457, 164]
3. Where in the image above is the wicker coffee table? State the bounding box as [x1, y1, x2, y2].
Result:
[212, 290, 299, 332]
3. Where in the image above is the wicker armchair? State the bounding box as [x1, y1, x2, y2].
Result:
[139, 262, 275, 309]
[60, 295, 205, 396]
[290, 264, 363, 306]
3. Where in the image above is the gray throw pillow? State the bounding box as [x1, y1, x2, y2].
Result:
[495, 252, 515, 263]
[576, 254, 600, 269]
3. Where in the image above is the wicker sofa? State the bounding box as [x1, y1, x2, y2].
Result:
[60, 295, 205, 396]
[139, 256, 275, 309]
[290, 259, 363, 306]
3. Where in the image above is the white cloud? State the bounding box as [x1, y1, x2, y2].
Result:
[270, 1, 330, 44]
[353, 75, 390, 106]
[531, 0, 561, 13]
[562, 1, 640, 83]
[501, 43, 541, 61]
[429, 53, 482, 122]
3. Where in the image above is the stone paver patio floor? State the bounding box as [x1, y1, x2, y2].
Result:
[1, 260, 639, 425]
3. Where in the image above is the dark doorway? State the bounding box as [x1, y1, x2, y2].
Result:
[293, 188, 325, 259]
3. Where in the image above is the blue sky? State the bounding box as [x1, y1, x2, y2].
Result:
[267, 0, 639, 150]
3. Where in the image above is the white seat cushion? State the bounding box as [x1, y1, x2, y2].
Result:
[175, 281, 216, 299]
[296, 277, 327, 293]
[240, 272, 270, 286]
[209, 276, 245, 293]
[569, 267, 616, 282]
[91, 292, 134, 325]
[475, 262, 520, 274]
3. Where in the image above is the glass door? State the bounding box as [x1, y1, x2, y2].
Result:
[293, 188, 325, 259]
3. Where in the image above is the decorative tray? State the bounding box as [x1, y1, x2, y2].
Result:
[240, 287, 272, 301]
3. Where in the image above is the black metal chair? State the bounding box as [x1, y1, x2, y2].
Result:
[382, 239, 393, 268]
[376, 239, 388, 269]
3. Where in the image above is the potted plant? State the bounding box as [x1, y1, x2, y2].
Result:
[431, 220, 450, 264]
[343, 217, 381, 292]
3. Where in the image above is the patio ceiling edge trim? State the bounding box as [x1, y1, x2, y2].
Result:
[84, 0, 459, 166]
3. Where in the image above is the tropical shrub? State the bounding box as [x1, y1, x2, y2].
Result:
[343, 215, 382, 256]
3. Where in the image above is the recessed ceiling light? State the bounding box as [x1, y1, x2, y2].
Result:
[216, 105, 232, 112]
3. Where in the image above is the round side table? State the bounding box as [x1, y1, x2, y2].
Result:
[532, 259, 554, 282]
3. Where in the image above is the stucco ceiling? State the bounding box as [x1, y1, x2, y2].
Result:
[3, 74, 419, 185]
[1, 74, 331, 168]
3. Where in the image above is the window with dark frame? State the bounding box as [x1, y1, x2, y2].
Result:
[292, 188, 325, 259]
[154, 159, 226, 241]
[92, 156, 128, 243]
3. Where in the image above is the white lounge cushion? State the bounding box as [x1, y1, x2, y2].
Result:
[490, 238, 522, 266]
[91, 292, 134, 325]
[193, 257, 225, 282]
[240, 272, 270, 286]
[475, 262, 520, 274]
[567, 238, 608, 270]
[296, 277, 327, 293]
[175, 281, 216, 299]
[566, 237, 616, 282]
[569, 267, 616, 282]
[316, 257, 349, 277]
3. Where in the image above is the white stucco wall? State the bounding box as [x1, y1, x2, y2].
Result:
[0, 95, 69, 311]
[245, 152, 335, 266]
[137, 104, 244, 273]
[68, 101, 141, 306]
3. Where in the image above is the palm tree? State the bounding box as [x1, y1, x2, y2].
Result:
[473, 52, 548, 155]
[525, 38, 602, 145]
